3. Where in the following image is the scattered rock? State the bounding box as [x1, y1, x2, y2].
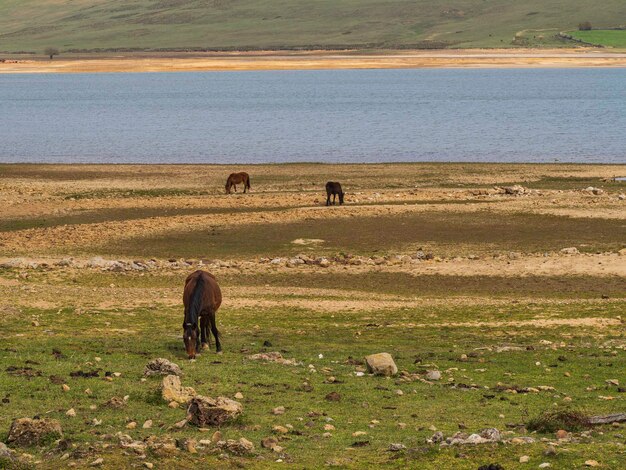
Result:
[560, 247, 579, 255]
[261, 437, 279, 449]
[584, 460, 600, 467]
[364, 353, 398, 376]
[144, 358, 182, 377]
[247, 351, 299, 366]
[126, 422, 137, 429]
[161, 375, 196, 404]
[65, 408, 76, 417]
[431, 431, 444, 443]
[519, 455, 530, 463]
[216, 437, 254, 456]
[539, 464, 551, 469]
[143, 420, 152, 429]
[234, 392, 244, 399]
[555, 429, 568, 439]
[425, 370, 442, 381]
[90, 458, 104, 466]
[6, 418, 62, 446]
[325, 392, 341, 402]
[388, 443, 406, 452]
[104, 396, 126, 409]
[187, 396, 243, 427]
[272, 406, 285, 415]
[503, 185, 527, 196]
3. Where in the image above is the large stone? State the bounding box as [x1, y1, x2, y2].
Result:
[144, 358, 182, 377]
[161, 375, 196, 404]
[7, 418, 62, 446]
[365, 353, 398, 376]
[187, 396, 243, 427]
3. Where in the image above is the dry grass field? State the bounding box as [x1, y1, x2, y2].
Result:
[0, 163, 625, 469]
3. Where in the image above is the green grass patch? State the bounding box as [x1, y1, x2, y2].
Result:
[569, 29, 626, 48]
[97, 211, 626, 259]
[0, 300, 624, 468]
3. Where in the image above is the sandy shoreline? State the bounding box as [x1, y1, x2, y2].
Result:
[2, 49, 626, 73]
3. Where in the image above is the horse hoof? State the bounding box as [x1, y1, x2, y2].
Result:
[201, 343, 209, 350]
[216, 350, 223, 355]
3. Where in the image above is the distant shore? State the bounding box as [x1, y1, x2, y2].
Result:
[2, 49, 626, 73]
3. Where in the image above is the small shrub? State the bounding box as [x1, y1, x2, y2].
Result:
[578, 22, 592, 31]
[527, 408, 590, 433]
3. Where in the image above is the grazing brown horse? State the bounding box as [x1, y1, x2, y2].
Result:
[225, 172, 251, 194]
[182, 270, 222, 359]
[325, 181, 345, 206]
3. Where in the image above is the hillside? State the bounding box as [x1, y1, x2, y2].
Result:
[0, 0, 624, 53]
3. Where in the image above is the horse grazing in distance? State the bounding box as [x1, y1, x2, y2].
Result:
[182, 270, 222, 359]
[325, 181, 345, 206]
[225, 172, 251, 194]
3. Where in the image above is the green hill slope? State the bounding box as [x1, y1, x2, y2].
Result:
[0, 0, 624, 53]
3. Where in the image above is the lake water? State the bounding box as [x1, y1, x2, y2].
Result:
[1, 68, 625, 164]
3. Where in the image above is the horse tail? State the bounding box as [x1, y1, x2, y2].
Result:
[188, 275, 205, 326]
[246, 175, 251, 190]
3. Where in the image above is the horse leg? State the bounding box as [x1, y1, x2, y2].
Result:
[333, 193, 336, 205]
[200, 316, 209, 350]
[243, 179, 247, 193]
[326, 193, 331, 206]
[210, 312, 222, 353]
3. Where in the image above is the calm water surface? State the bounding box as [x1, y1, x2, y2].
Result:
[1, 68, 625, 163]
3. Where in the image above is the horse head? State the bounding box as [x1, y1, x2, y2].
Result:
[182, 322, 198, 359]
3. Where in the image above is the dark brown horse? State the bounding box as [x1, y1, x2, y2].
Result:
[182, 270, 222, 359]
[325, 181, 345, 206]
[225, 172, 251, 194]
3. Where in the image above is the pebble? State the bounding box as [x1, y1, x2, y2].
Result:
[126, 421, 137, 429]
[425, 370, 441, 381]
[539, 464, 551, 469]
[142, 420, 153, 429]
[62, 384, 70, 392]
[90, 458, 103, 467]
[234, 392, 244, 399]
[388, 443, 406, 451]
[395, 389, 404, 396]
[352, 431, 367, 437]
[555, 429, 568, 439]
[272, 406, 285, 415]
[324, 424, 336, 431]
[31, 320, 39, 327]
[143, 464, 154, 469]
[84, 388, 92, 396]
[273, 425, 289, 434]
[168, 401, 179, 408]
[66, 408, 76, 417]
[584, 461, 600, 467]
[519, 455, 530, 463]
[544, 445, 556, 456]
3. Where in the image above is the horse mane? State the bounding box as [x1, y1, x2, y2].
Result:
[186, 275, 205, 326]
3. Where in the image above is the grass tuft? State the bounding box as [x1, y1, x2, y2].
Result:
[526, 407, 590, 433]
